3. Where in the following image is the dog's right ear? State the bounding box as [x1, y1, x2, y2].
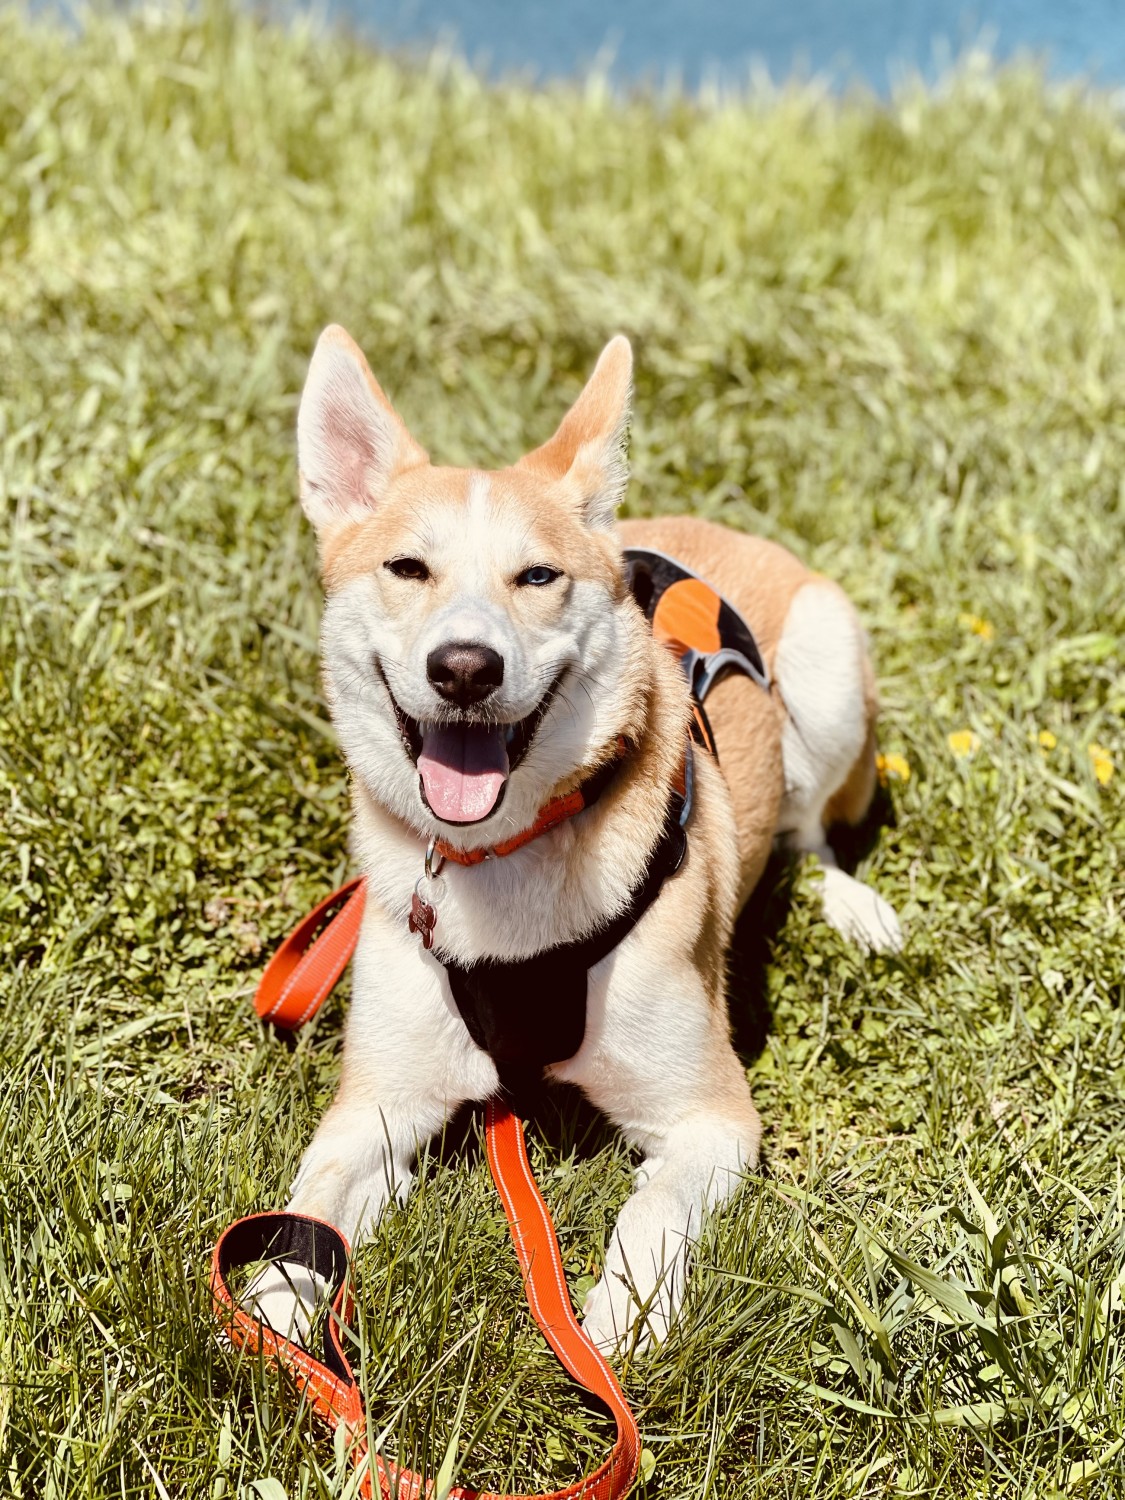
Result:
[297, 326, 428, 533]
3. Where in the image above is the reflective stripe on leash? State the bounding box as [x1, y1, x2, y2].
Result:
[218, 878, 640, 1500]
[252, 875, 367, 1029]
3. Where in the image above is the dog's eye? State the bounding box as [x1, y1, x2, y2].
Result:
[384, 557, 430, 582]
[516, 565, 561, 588]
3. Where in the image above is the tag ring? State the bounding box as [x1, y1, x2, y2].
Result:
[425, 838, 446, 881]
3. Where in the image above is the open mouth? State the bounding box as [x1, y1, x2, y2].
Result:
[378, 667, 562, 825]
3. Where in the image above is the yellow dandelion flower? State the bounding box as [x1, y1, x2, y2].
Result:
[1037, 730, 1057, 750]
[876, 751, 911, 784]
[959, 612, 995, 641]
[1089, 743, 1114, 786]
[948, 729, 981, 759]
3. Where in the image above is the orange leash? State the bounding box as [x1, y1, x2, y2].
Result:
[218, 877, 640, 1499]
[252, 876, 367, 1029]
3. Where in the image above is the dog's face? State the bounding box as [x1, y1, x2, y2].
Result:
[296, 327, 645, 846]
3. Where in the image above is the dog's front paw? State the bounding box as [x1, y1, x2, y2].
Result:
[581, 1253, 679, 1358]
[583, 1272, 647, 1358]
[818, 867, 903, 953]
[243, 1261, 328, 1348]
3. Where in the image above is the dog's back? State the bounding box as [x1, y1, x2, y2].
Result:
[619, 514, 887, 944]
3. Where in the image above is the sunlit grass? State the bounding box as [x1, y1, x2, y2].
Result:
[1, 5, 1123, 1495]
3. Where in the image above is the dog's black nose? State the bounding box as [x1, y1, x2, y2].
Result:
[426, 642, 504, 708]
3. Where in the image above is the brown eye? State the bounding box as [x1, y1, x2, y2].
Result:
[385, 557, 430, 582]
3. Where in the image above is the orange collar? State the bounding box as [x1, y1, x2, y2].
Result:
[433, 736, 630, 867]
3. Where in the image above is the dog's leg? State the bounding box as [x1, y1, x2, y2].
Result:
[247, 935, 498, 1343]
[287, 1092, 435, 1234]
[773, 578, 903, 952]
[561, 982, 760, 1357]
[580, 1110, 757, 1356]
[244, 1089, 451, 1343]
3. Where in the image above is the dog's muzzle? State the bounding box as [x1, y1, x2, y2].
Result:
[376, 663, 563, 825]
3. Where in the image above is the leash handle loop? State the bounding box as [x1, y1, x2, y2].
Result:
[253, 876, 367, 1029]
[225, 881, 640, 1499]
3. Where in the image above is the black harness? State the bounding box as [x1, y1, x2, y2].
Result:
[434, 548, 768, 1096]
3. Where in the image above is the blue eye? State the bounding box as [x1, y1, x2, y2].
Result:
[516, 565, 561, 587]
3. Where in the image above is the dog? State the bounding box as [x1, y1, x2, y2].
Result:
[250, 327, 902, 1356]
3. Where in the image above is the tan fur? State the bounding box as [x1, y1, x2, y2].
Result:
[323, 463, 623, 602]
[518, 335, 633, 531]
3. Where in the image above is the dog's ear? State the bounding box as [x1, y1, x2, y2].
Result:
[517, 335, 633, 530]
[297, 326, 428, 532]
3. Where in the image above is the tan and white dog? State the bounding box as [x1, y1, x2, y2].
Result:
[253, 327, 902, 1356]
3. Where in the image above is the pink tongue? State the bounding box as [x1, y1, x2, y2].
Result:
[418, 723, 509, 823]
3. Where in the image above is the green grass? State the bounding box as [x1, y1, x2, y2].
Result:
[2, 5, 1124, 1495]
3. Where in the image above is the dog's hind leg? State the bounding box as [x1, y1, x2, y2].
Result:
[773, 579, 903, 953]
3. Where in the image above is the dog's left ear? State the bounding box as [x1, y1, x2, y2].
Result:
[517, 336, 633, 530]
[297, 325, 428, 534]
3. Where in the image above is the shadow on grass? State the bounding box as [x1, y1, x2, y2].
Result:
[726, 853, 796, 1068]
[827, 779, 897, 873]
[436, 1082, 620, 1172]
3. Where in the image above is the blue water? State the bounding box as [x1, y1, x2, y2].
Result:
[328, 0, 1125, 93]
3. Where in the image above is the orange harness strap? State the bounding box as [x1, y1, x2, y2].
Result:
[226, 880, 640, 1499]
